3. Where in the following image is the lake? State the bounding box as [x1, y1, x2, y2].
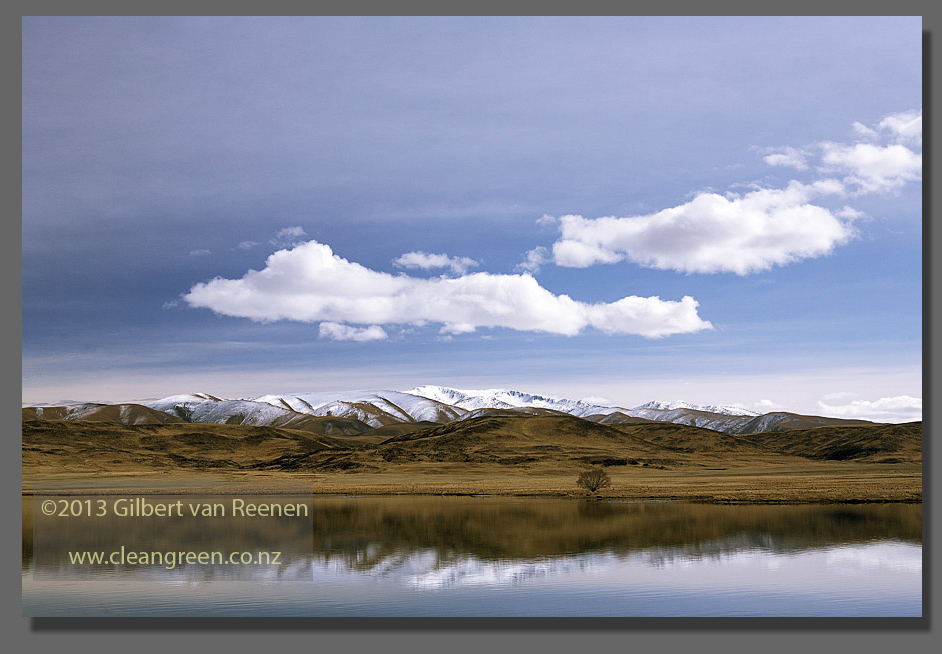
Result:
[22, 495, 922, 617]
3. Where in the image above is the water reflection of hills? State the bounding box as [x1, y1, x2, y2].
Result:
[308, 497, 920, 570]
[25, 496, 921, 578]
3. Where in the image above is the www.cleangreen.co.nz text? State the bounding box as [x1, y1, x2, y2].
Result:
[68, 547, 282, 569]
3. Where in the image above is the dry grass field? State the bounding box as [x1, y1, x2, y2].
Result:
[22, 414, 922, 502]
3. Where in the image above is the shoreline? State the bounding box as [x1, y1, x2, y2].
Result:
[22, 491, 922, 505]
[22, 483, 923, 505]
[23, 449, 922, 505]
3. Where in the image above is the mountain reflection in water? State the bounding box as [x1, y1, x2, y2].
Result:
[23, 496, 922, 616]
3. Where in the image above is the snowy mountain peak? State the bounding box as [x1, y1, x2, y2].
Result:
[137, 387, 773, 431]
[409, 385, 618, 417]
[633, 400, 759, 417]
[153, 392, 226, 404]
[248, 389, 467, 427]
[409, 385, 472, 405]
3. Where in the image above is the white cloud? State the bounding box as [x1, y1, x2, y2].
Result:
[515, 246, 551, 274]
[817, 395, 922, 423]
[818, 142, 921, 194]
[878, 109, 922, 146]
[851, 121, 878, 140]
[183, 239, 713, 338]
[819, 111, 922, 194]
[763, 146, 808, 170]
[393, 251, 478, 275]
[439, 322, 477, 335]
[543, 109, 918, 276]
[550, 180, 855, 275]
[836, 206, 864, 220]
[318, 322, 388, 342]
[189, 249, 211, 256]
[235, 240, 260, 250]
[754, 399, 785, 411]
[853, 110, 921, 146]
[270, 226, 308, 248]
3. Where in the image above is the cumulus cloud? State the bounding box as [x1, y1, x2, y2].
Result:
[550, 180, 854, 275]
[235, 240, 260, 250]
[270, 226, 307, 248]
[393, 251, 478, 275]
[763, 146, 809, 170]
[318, 322, 388, 342]
[854, 110, 922, 146]
[542, 109, 919, 275]
[818, 142, 922, 194]
[818, 110, 922, 194]
[817, 395, 922, 423]
[183, 239, 713, 338]
[515, 246, 551, 274]
[878, 110, 922, 146]
[439, 322, 477, 335]
[189, 249, 211, 256]
[836, 206, 864, 220]
[851, 121, 878, 140]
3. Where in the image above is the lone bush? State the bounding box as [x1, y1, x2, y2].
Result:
[577, 468, 611, 495]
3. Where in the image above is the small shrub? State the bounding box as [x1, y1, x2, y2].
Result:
[577, 467, 611, 494]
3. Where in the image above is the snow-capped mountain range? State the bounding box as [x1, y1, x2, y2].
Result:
[146, 390, 463, 428]
[633, 400, 759, 417]
[144, 387, 614, 428]
[140, 386, 830, 434]
[409, 386, 618, 418]
[24, 385, 878, 434]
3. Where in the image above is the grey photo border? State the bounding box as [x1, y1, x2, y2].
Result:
[5, 2, 937, 652]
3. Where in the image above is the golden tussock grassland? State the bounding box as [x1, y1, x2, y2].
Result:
[22, 415, 922, 503]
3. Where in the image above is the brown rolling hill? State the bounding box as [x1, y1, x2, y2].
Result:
[589, 411, 660, 426]
[732, 411, 876, 434]
[22, 413, 922, 477]
[358, 421, 443, 442]
[348, 414, 796, 470]
[271, 414, 374, 436]
[21, 414, 923, 501]
[456, 407, 571, 420]
[22, 406, 373, 437]
[22, 403, 186, 425]
[748, 421, 922, 463]
[607, 420, 783, 456]
[22, 419, 369, 474]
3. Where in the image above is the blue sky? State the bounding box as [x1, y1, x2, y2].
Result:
[22, 16, 923, 421]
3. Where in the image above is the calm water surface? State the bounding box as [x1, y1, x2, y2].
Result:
[23, 495, 921, 617]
